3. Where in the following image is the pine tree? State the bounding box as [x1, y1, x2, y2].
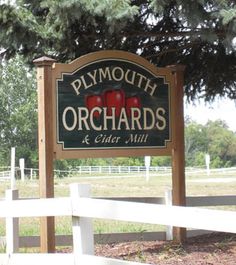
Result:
[0, 0, 236, 101]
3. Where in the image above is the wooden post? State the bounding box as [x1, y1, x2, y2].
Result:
[168, 65, 186, 242]
[33, 56, 56, 253]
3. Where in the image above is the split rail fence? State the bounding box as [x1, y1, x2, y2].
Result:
[1, 183, 236, 265]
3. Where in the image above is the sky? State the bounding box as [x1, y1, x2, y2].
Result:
[184, 97, 236, 132]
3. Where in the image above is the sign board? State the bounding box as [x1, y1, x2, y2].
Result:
[52, 51, 174, 158]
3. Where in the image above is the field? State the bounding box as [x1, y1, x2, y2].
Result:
[0, 169, 236, 238]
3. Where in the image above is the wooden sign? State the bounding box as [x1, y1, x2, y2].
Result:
[34, 52, 186, 252]
[52, 50, 175, 158]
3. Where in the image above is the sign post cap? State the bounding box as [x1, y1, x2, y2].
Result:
[33, 56, 56, 66]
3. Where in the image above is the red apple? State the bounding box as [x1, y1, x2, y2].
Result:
[125, 96, 141, 117]
[103, 89, 125, 117]
[85, 94, 103, 118]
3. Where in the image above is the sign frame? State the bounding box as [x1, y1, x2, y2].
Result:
[51, 50, 175, 159]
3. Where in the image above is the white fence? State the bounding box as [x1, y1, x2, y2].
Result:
[0, 166, 169, 180]
[1, 184, 236, 265]
[2, 193, 236, 248]
[29, 166, 171, 178]
[0, 171, 10, 180]
[2, 166, 236, 180]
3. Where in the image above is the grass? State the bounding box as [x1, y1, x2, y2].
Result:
[0, 170, 236, 238]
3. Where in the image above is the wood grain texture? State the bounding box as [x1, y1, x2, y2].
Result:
[34, 57, 56, 253]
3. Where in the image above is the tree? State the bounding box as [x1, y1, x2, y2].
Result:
[0, 55, 37, 167]
[185, 119, 208, 166]
[206, 120, 236, 167]
[0, 1, 236, 101]
[185, 119, 236, 168]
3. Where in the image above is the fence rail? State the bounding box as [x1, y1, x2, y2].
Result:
[1, 184, 236, 265]
[0, 253, 144, 265]
[0, 171, 10, 180]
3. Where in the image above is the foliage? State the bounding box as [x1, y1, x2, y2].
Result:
[185, 120, 208, 166]
[185, 119, 236, 168]
[0, 55, 37, 167]
[0, 1, 236, 100]
[206, 120, 236, 167]
[151, 156, 171, 167]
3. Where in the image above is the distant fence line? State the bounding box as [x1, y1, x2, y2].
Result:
[0, 171, 11, 180]
[53, 165, 172, 176]
[1, 166, 172, 180]
[1, 166, 236, 180]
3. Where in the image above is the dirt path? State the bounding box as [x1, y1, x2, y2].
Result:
[95, 232, 236, 264]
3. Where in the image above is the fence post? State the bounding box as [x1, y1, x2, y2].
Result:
[30, 168, 33, 180]
[165, 189, 173, 240]
[70, 183, 94, 260]
[5, 189, 19, 254]
[10, 147, 16, 189]
[19, 158, 25, 182]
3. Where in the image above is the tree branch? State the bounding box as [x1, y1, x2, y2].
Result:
[145, 41, 200, 59]
[122, 28, 227, 39]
